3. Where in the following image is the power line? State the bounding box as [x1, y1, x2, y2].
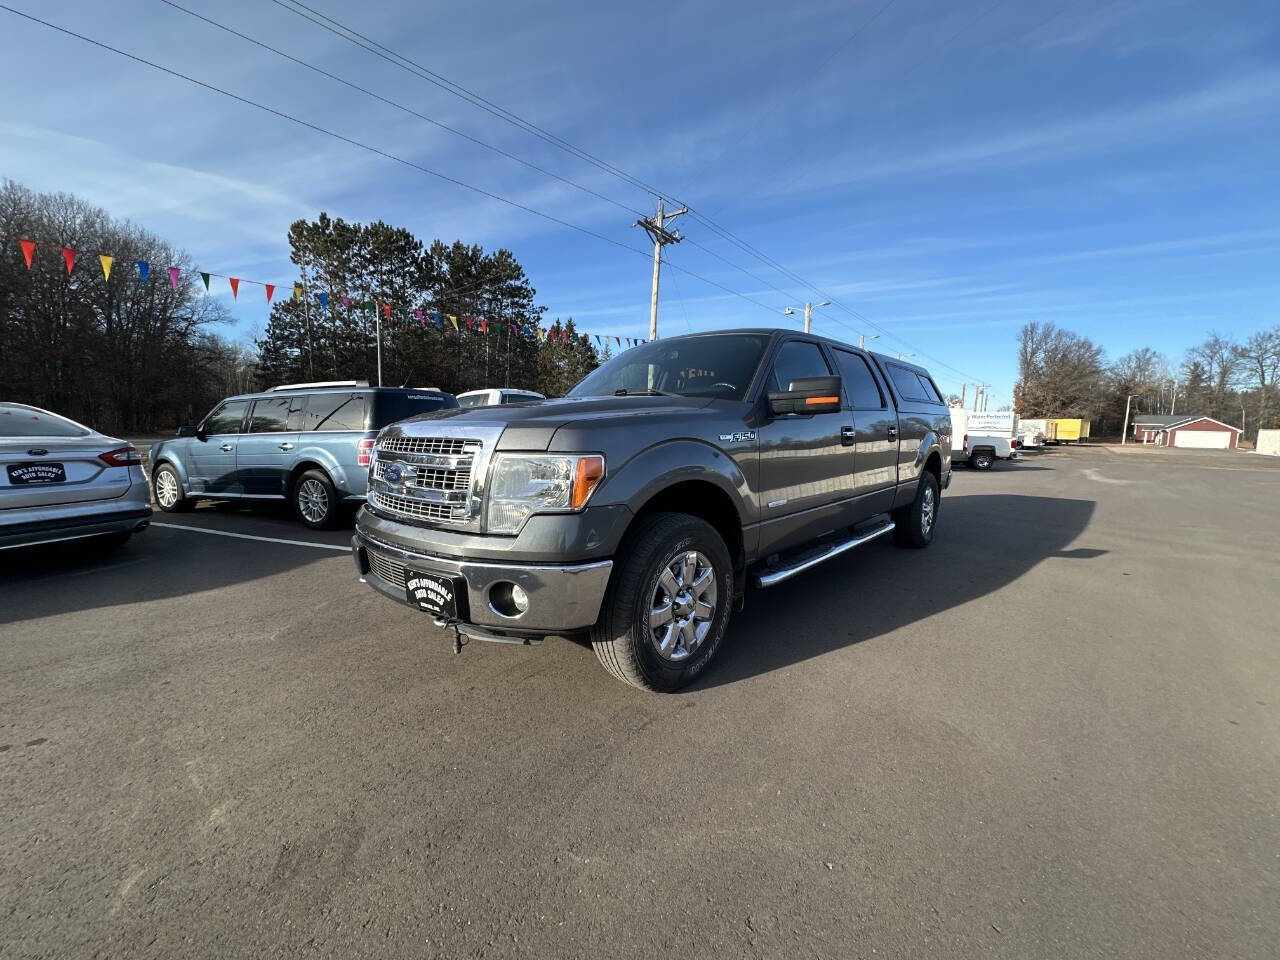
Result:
[157, 0, 648, 219]
[264, 0, 981, 374]
[0, 4, 786, 322]
[269, 0, 672, 203]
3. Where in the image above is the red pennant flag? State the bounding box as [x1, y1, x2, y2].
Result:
[169, 266, 180, 290]
[465, 316, 474, 330]
[480, 318, 488, 335]
[265, 284, 275, 304]
[61, 246, 76, 274]
[383, 302, 391, 320]
[19, 239, 35, 268]
[229, 277, 240, 299]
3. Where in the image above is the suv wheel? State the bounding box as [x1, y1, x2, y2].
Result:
[153, 463, 192, 512]
[892, 471, 939, 549]
[591, 513, 733, 692]
[971, 450, 994, 470]
[293, 469, 338, 529]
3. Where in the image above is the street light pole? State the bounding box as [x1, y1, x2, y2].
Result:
[1121, 393, 1139, 444]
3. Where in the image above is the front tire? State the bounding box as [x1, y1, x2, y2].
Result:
[892, 472, 939, 548]
[591, 513, 733, 692]
[153, 463, 192, 512]
[293, 469, 339, 529]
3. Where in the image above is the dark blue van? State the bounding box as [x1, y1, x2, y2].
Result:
[149, 382, 457, 528]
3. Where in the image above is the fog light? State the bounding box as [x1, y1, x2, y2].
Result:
[488, 581, 530, 618]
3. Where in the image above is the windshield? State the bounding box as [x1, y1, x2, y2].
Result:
[0, 404, 91, 438]
[568, 333, 769, 401]
[457, 393, 489, 408]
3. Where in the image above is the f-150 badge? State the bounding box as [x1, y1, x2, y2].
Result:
[718, 431, 756, 443]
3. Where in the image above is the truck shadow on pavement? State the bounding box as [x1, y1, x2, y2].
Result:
[694, 493, 1098, 690]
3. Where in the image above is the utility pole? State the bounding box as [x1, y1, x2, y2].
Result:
[784, 300, 830, 333]
[959, 384, 967, 408]
[636, 199, 687, 340]
[1121, 393, 1139, 444]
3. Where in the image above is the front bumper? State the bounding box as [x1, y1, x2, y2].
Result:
[352, 529, 613, 635]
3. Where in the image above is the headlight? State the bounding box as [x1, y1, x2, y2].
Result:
[486, 454, 605, 534]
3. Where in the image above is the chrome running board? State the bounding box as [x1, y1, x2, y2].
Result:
[753, 520, 896, 589]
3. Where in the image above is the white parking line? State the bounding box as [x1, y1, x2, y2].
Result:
[150, 522, 350, 552]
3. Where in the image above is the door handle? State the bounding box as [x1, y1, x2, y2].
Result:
[220, 443, 233, 452]
[887, 425, 898, 441]
[840, 425, 856, 447]
[278, 442, 294, 451]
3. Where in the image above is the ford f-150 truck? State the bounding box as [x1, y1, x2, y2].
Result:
[352, 329, 952, 691]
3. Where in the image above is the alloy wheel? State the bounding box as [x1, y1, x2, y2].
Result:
[921, 485, 935, 535]
[155, 469, 179, 508]
[297, 478, 330, 524]
[649, 550, 717, 662]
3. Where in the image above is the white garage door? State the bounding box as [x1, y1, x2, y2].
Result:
[1174, 430, 1230, 449]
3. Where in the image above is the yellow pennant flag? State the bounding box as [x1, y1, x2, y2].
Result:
[99, 254, 113, 282]
[448, 314, 458, 331]
[536, 327, 544, 342]
[293, 284, 303, 300]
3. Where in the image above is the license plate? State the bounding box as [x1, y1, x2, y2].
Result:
[405, 569, 466, 620]
[7, 462, 66, 484]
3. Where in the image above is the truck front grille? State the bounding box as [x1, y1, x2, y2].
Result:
[371, 460, 471, 491]
[372, 435, 483, 526]
[367, 548, 406, 587]
[370, 490, 462, 524]
[378, 436, 479, 457]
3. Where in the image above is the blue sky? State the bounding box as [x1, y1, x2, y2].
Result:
[2, 0, 1277, 404]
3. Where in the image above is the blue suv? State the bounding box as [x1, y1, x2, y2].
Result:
[150, 382, 457, 528]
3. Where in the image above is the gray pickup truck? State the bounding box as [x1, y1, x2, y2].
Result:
[352, 328, 952, 690]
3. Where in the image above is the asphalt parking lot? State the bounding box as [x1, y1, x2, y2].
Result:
[2, 445, 1278, 959]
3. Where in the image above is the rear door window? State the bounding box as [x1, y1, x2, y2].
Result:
[205, 400, 249, 435]
[247, 396, 295, 433]
[915, 374, 943, 404]
[302, 393, 366, 432]
[770, 341, 832, 392]
[832, 350, 886, 409]
[887, 364, 928, 402]
[371, 392, 453, 428]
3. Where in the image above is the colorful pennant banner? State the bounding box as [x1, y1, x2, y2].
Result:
[6, 235, 649, 350]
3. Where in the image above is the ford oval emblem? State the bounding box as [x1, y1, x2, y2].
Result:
[27, 448, 49, 457]
[382, 460, 407, 485]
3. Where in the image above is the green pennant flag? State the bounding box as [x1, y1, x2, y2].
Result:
[200, 272, 210, 291]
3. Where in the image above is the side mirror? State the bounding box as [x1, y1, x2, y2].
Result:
[768, 375, 843, 416]
[177, 425, 198, 438]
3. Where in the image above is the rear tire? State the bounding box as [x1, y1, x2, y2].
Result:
[591, 513, 733, 692]
[153, 463, 193, 512]
[971, 449, 995, 471]
[892, 472, 939, 548]
[293, 469, 339, 529]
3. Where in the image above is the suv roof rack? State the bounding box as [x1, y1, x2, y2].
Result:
[270, 380, 370, 391]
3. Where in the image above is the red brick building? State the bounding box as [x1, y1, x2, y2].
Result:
[1131, 414, 1241, 449]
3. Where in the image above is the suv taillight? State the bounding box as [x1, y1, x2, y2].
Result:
[357, 438, 376, 467]
[100, 446, 142, 467]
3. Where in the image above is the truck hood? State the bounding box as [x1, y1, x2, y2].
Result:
[396, 395, 717, 451]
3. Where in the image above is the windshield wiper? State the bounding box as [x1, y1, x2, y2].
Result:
[613, 388, 673, 397]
